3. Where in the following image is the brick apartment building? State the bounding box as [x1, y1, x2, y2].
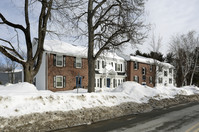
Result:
[127, 60, 156, 87]
[47, 54, 88, 92]
[126, 55, 174, 87]
[33, 39, 174, 92]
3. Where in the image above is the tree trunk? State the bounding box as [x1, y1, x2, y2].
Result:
[88, 57, 95, 92]
[190, 52, 198, 85]
[23, 63, 33, 83]
[87, 0, 95, 92]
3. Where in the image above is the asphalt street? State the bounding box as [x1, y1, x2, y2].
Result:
[53, 103, 199, 132]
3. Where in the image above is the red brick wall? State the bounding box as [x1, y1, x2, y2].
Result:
[127, 61, 156, 87]
[47, 54, 88, 92]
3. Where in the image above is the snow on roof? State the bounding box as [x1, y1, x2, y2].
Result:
[98, 52, 124, 61]
[44, 40, 88, 58]
[44, 40, 124, 60]
[129, 55, 174, 68]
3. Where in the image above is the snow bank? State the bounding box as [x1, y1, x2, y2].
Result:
[0, 83, 39, 94]
[0, 82, 199, 118]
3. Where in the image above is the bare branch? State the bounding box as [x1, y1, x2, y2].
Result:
[0, 13, 26, 33]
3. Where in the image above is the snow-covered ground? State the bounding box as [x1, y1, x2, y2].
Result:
[0, 82, 199, 118]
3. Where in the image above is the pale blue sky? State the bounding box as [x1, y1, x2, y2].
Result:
[135, 0, 199, 55]
[0, 0, 199, 60]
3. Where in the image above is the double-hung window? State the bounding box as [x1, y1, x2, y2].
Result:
[164, 71, 168, 76]
[169, 78, 172, 84]
[158, 77, 163, 84]
[149, 76, 153, 84]
[169, 68, 172, 74]
[54, 76, 66, 88]
[54, 54, 66, 67]
[56, 55, 63, 67]
[95, 60, 100, 69]
[134, 62, 138, 70]
[134, 76, 139, 83]
[75, 57, 82, 68]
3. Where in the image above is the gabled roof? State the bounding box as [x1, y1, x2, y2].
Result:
[43, 40, 124, 60]
[129, 55, 174, 68]
[44, 40, 87, 58]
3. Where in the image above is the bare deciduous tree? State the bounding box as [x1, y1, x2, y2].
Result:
[61, 0, 148, 92]
[169, 31, 199, 86]
[148, 32, 163, 87]
[0, 0, 53, 83]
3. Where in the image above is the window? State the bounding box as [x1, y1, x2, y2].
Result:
[102, 61, 105, 68]
[97, 79, 100, 87]
[158, 66, 162, 72]
[118, 79, 120, 86]
[115, 79, 117, 87]
[75, 57, 82, 68]
[117, 64, 122, 71]
[95, 60, 100, 69]
[142, 67, 146, 75]
[134, 76, 139, 83]
[56, 55, 63, 67]
[113, 79, 115, 87]
[117, 64, 120, 71]
[100, 78, 102, 88]
[169, 78, 172, 84]
[164, 71, 168, 76]
[169, 68, 172, 74]
[115, 63, 117, 71]
[150, 65, 153, 72]
[158, 77, 163, 84]
[134, 61, 138, 70]
[149, 76, 153, 84]
[53, 76, 66, 88]
[56, 76, 63, 88]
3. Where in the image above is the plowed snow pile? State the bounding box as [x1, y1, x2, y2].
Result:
[0, 82, 199, 118]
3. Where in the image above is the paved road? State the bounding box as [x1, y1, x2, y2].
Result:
[54, 103, 199, 132]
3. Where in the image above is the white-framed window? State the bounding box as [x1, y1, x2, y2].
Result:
[118, 79, 121, 86]
[149, 76, 153, 84]
[117, 64, 122, 71]
[75, 57, 82, 68]
[142, 67, 146, 75]
[134, 61, 138, 70]
[56, 55, 63, 67]
[56, 76, 63, 88]
[134, 75, 139, 83]
[164, 71, 168, 76]
[102, 61, 105, 68]
[158, 77, 163, 84]
[95, 60, 100, 69]
[169, 78, 172, 84]
[158, 66, 162, 72]
[97, 79, 100, 87]
[169, 68, 172, 74]
[54, 76, 66, 88]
